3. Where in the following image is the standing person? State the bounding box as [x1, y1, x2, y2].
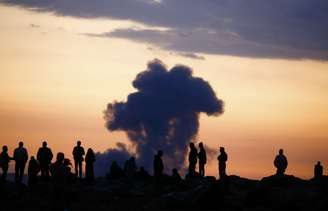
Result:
[217, 147, 228, 179]
[153, 150, 164, 179]
[37, 141, 53, 181]
[50, 152, 69, 211]
[85, 148, 96, 183]
[28, 156, 40, 186]
[314, 161, 323, 179]
[274, 149, 288, 176]
[124, 156, 137, 179]
[198, 142, 207, 177]
[0, 145, 13, 181]
[188, 143, 198, 177]
[13, 141, 28, 183]
[72, 140, 85, 178]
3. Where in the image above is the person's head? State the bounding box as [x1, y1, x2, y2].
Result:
[317, 161, 321, 165]
[2, 145, 8, 152]
[189, 143, 195, 149]
[172, 168, 178, 174]
[157, 150, 163, 157]
[77, 140, 81, 146]
[220, 147, 225, 153]
[19, 141, 24, 147]
[129, 156, 135, 161]
[56, 152, 65, 163]
[30, 156, 35, 160]
[199, 142, 204, 148]
[279, 149, 284, 155]
[42, 141, 47, 147]
[64, 158, 71, 166]
[87, 148, 94, 154]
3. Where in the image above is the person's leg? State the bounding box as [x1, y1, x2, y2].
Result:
[1, 165, 8, 181]
[45, 163, 50, 179]
[78, 161, 82, 178]
[20, 162, 26, 182]
[40, 163, 45, 179]
[74, 160, 78, 176]
[200, 163, 205, 177]
[192, 162, 196, 175]
[189, 163, 194, 176]
[15, 162, 20, 182]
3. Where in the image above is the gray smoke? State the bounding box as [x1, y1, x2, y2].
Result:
[104, 59, 224, 172]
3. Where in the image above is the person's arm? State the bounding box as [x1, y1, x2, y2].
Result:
[25, 149, 29, 162]
[49, 149, 53, 161]
[13, 149, 17, 161]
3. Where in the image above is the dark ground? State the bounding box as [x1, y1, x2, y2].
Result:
[1, 174, 328, 211]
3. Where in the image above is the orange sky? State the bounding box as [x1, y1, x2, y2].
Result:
[1, 5, 328, 179]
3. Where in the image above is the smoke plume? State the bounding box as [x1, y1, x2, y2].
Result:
[104, 59, 224, 172]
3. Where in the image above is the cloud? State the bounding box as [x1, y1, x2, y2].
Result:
[173, 52, 205, 60]
[104, 59, 224, 172]
[2, 0, 328, 60]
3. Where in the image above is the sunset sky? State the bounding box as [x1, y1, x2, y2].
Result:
[1, 0, 328, 179]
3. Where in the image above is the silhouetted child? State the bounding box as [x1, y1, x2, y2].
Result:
[64, 158, 76, 184]
[50, 152, 68, 185]
[274, 149, 288, 176]
[136, 166, 151, 180]
[109, 161, 125, 179]
[188, 143, 198, 177]
[50, 153, 70, 210]
[72, 140, 85, 178]
[153, 150, 164, 179]
[217, 147, 228, 179]
[37, 141, 53, 181]
[314, 161, 323, 179]
[28, 156, 40, 186]
[85, 148, 96, 183]
[13, 141, 28, 183]
[198, 142, 207, 177]
[0, 145, 13, 181]
[172, 168, 181, 181]
[124, 156, 137, 179]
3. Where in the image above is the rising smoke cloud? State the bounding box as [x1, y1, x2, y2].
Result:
[104, 59, 224, 172]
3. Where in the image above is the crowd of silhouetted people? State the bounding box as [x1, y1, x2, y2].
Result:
[0, 140, 326, 187]
[0, 141, 96, 186]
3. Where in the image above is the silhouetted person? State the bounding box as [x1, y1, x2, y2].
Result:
[198, 142, 207, 177]
[37, 141, 53, 181]
[124, 156, 137, 179]
[0, 145, 13, 181]
[153, 150, 164, 178]
[188, 143, 198, 176]
[85, 148, 96, 183]
[172, 168, 181, 181]
[314, 161, 323, 179]
[72, 140, 85, 178]
[136, 166, 151, 180]
[274, 149, 288, 176]
[64, 158, 76, 184]
[13, 141, 28, 183]
[109, 161, 125, 179]
[217, 147, 228, 179]
[28, 156, 40, 186]
[50, 152, 69, 210]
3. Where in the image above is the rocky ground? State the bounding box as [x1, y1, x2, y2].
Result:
[1, 174, 328, 211]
